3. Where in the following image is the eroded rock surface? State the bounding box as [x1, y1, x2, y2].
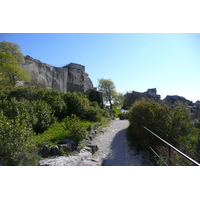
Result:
[20, 55, 94, 93]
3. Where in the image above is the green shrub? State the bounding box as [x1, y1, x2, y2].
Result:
[84, 106, 102, 122]
[0, 98, 55, 134]
[64, 114, 87, 144]
[0, 98, 37, 129]
[0, 113, 37, 165]
[63, 92, 86, 119]
[128, 99, 199, 157]
[34, 89, 66, 119]
[119, 112, 129, 120]
[8, 86, 67, 119]
[31, 100, 55, 133]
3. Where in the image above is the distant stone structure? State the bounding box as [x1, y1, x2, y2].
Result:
[20, 55, 94, 93]
[123, 88, 161, 109]
[163, 95, 194, 106]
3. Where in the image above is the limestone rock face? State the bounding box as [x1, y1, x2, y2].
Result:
[20, 55, 94, 93]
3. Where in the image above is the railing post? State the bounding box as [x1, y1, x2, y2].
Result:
[168, 146, 171, 166]
[149, 131, 151, 165]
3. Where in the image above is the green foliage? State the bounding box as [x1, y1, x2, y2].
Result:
[0, 98, 37, 129]
[8, 86, 67, 119]
[31, 100, 55, 133]
[84, 106, 102, 122]
[112, 108, 122, 118]
[88, 90, 102, 106]
[119, 112, 129, 120]
[0, 97, 55, 134]
[64, 114, 87, 144]
[0, 113, 37, 165]
[0, 85, 111, 165]
[0, 41, 31, 87]
[63, 92, 86, 118]
[98, 78, 117, 109]
[32, 121, 68, 147]
[0, 40, 24, 63]
[128, 99, 199, 164]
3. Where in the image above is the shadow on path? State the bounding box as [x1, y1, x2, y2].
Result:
[102, 127, 148, 166]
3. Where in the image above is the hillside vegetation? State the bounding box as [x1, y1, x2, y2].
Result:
[0, 86, 110, 165]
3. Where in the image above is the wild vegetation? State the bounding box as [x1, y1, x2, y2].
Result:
[0, 41, 31, 87]
[127, 99, 200, 165]
[0, 86, 111, 165]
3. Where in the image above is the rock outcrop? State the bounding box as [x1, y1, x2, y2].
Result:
[123, 88, 161, 109]
[163, 95, 194, 106]
[20, 55, 94, 93]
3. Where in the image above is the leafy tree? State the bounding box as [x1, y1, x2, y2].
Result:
[0, 41, 30, 87]
[98, 78, 118, 109]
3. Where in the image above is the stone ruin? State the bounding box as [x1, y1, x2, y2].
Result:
[123, 88, 161, 109]
[20, 55, 94, 93]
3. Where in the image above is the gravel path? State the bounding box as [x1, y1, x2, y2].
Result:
[92, 119, 149, 166]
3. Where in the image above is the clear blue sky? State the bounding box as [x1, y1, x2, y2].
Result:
[0, 33, 200, 102]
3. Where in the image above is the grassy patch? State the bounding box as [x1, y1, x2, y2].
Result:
[112, 108, 122, 118]
[32, 121, 67, 148]
[32, 117, 110, 149]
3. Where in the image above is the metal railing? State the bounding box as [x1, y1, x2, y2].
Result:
[143, 126, 200, 166]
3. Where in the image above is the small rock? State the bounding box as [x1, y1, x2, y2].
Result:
[51, 145, 60, 155]
[42, 145, 51, 156]
[58, 144, 70, 152]
[87, 144, 99, 154]
[83, 146, 93, 154]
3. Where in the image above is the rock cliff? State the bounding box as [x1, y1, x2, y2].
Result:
[20, 55, 94, 93]
[123, 88, 161, 109]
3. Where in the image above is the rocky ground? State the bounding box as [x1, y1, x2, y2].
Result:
[39, 119, 149, 166]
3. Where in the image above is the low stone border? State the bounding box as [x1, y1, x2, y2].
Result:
[38, 119, 111, 166]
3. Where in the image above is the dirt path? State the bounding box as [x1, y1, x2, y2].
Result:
[92, 119, 149, 166]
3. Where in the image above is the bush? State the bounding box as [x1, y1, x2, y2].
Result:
[9, 86, 67, 119]
[84, 106, 102, 122]
[119, 112, 129, 120]
[63, 92, 86, 119]
[128, 99, 199, 157]
[0, 113, 37, 165]
[31, 100, 55, 133]
[0, 98, 55, 134]
[0, 98, 37, 129]
[34, 89, 66, 119]
[64, 114, 87, 144]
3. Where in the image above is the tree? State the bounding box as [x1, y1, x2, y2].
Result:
[0, 41, 30, 87]
[98, 78, 118, 109]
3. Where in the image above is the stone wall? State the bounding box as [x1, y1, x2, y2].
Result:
[20, 55, 94, 93]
